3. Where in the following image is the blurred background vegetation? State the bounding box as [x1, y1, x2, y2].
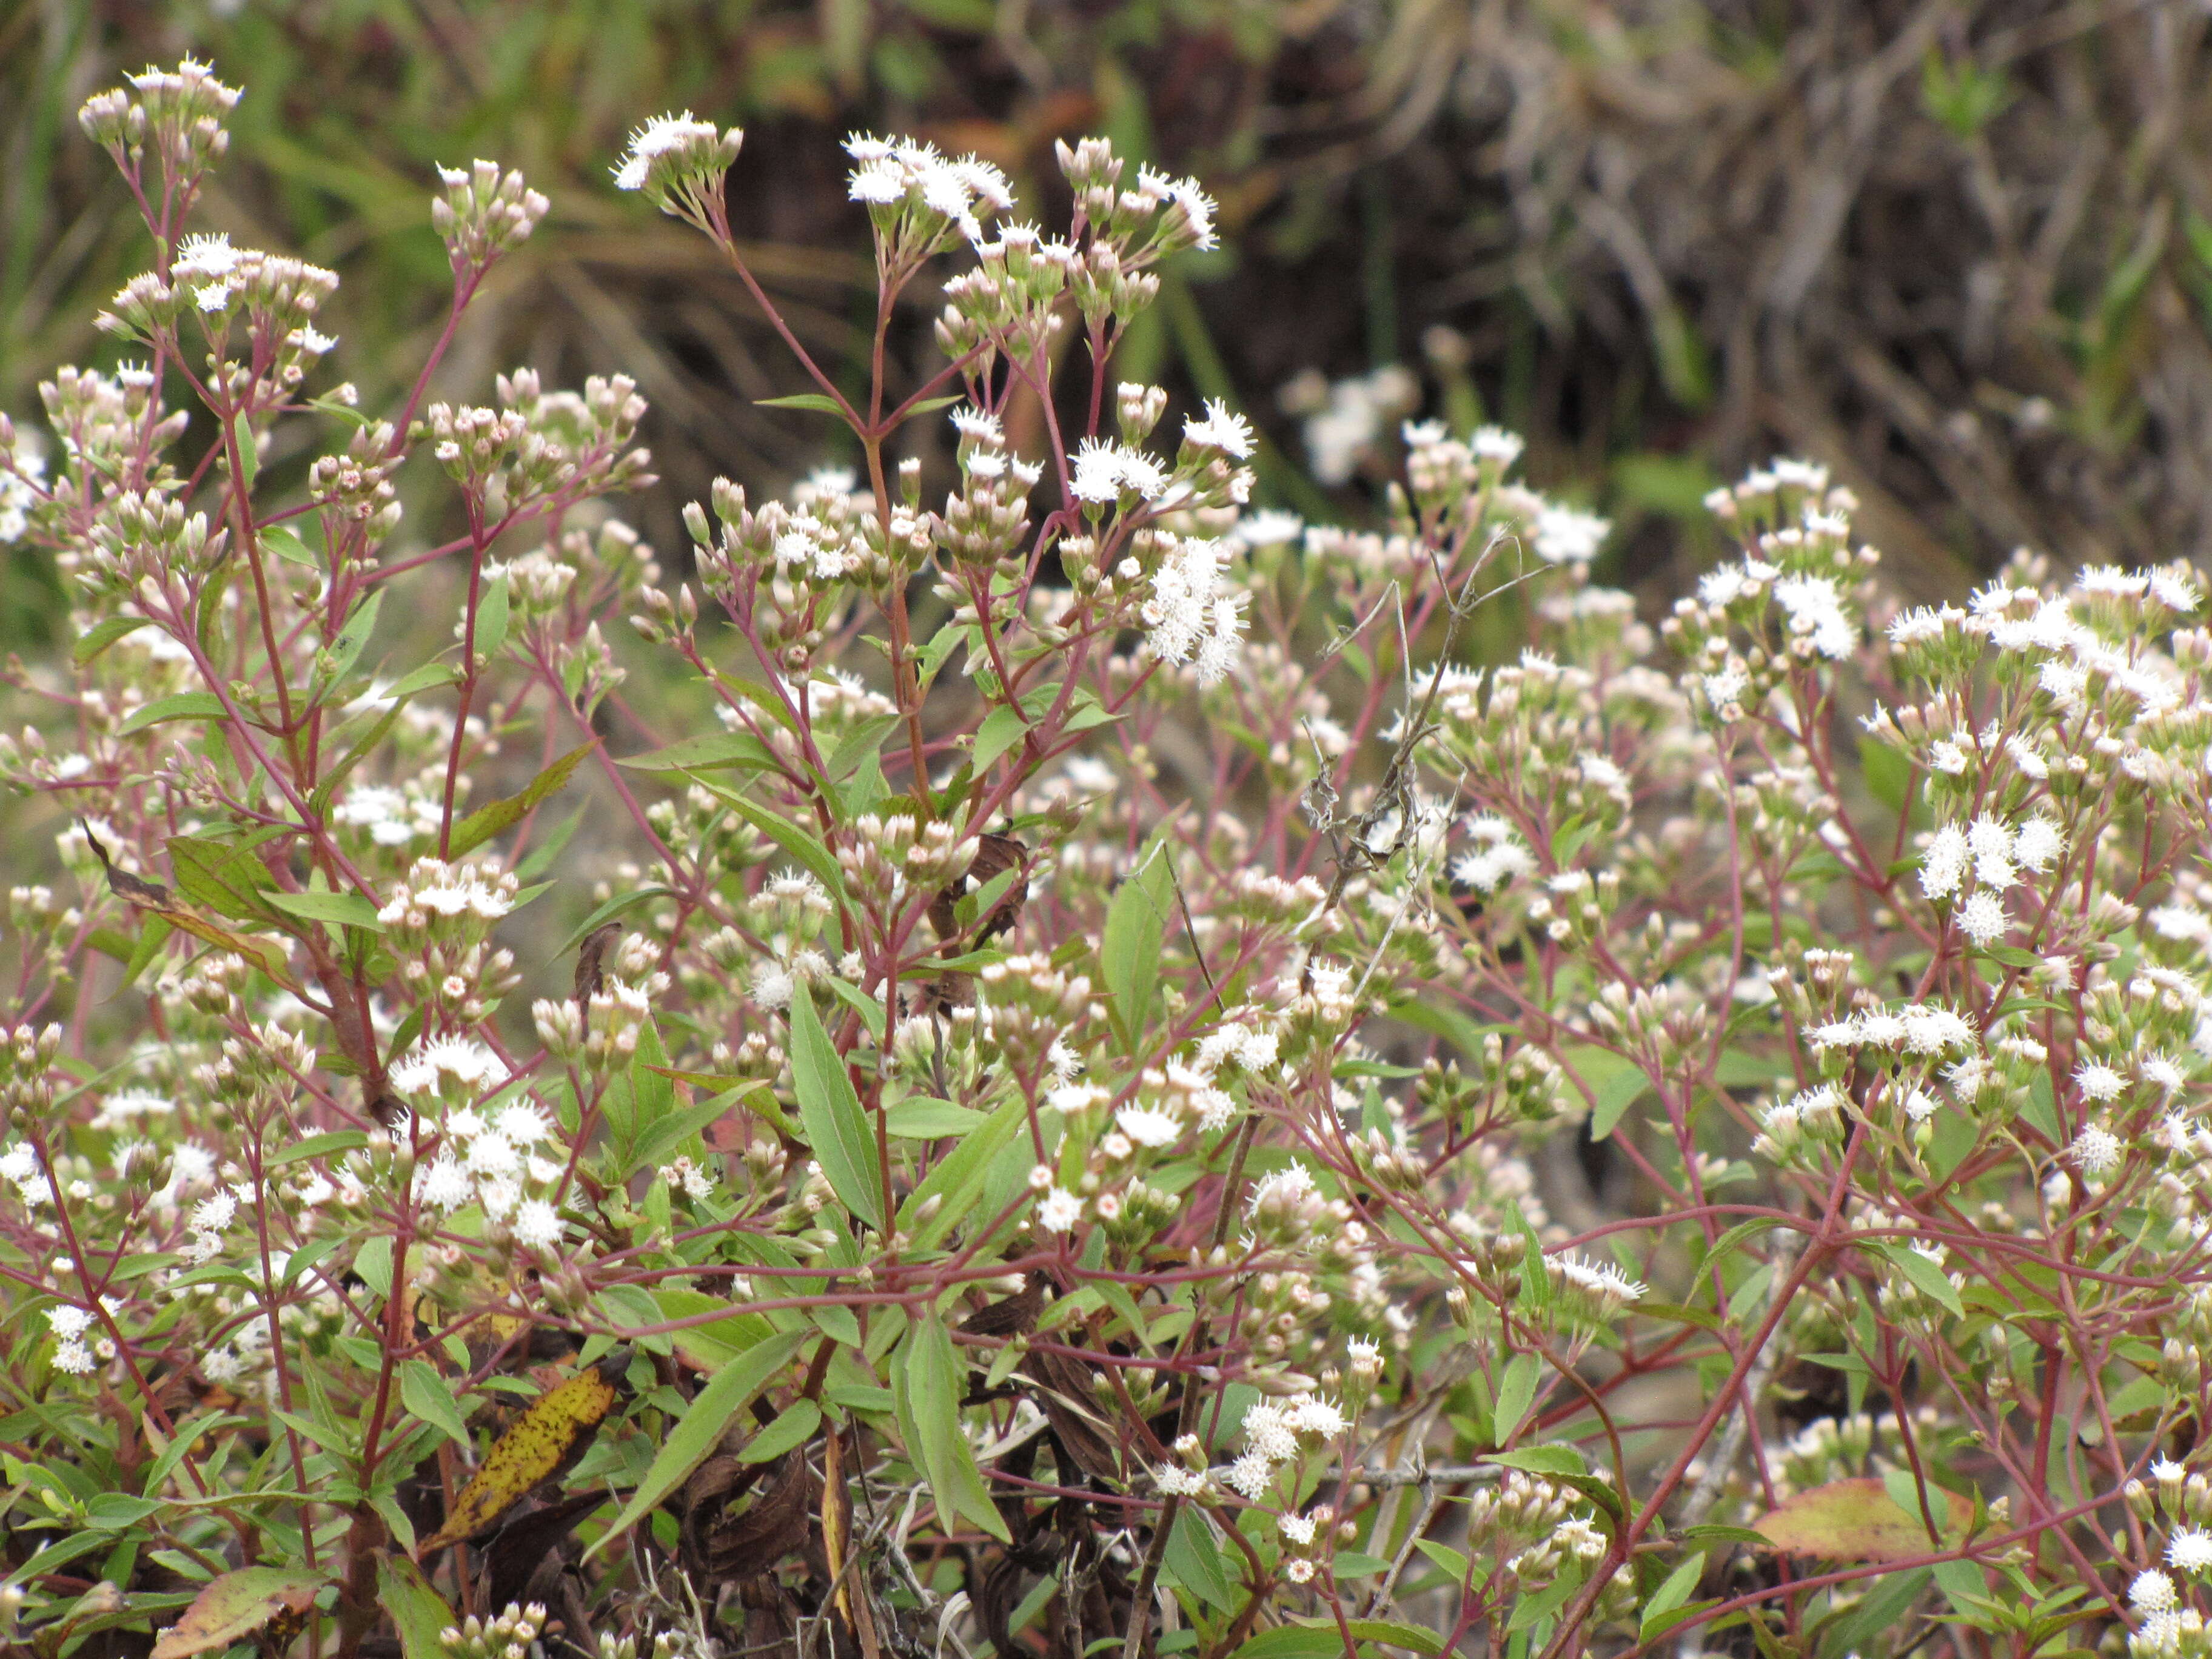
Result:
[5, 0, 2212, 642]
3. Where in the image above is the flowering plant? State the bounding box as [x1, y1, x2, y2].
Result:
[7, 55, 2212, 1659]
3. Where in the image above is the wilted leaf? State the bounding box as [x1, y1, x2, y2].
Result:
[423, 1359, 622, 1550]
[1754, 1477, 1970, 1562]
[151, 1566, 326, 1659]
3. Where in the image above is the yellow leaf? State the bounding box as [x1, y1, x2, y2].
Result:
[421, 1361, 620, 1552]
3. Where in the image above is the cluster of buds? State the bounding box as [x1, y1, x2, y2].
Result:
[434, 159, 549, 269]
[76, 486, 226, 599]
[1751, 1082, 1849, 1168]
[934, 409, 1045, 567]
[78, 58, 238, 190]
[439, 1604, 547, 1659]
[309, 421, 403, 540]
[491, 369, 654, 507]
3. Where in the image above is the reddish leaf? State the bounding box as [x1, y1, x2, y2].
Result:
[151, 1566, 326, 1659]
[1754, 1477, 1971, 1563]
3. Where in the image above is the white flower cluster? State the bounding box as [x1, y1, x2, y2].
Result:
[377, 858, 518, 928]
[413, 1096, 568, 1248]
[337, 782, 447, 847]
[0, 443, 44, 544]
[1804, 1003, 1977, 1056]
[1140, 534, 1247, 686]
[0, 1141, 55, 1208]
[1219, 1392, 1348, 1500]
[389, 1033, 506, 1097]
[611, 111, 728, 192]
[845, 133, 1013, 239]
[1917, 814, 2065, 945]
[46, 1303, 99, 1375]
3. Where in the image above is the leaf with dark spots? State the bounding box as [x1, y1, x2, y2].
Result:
[422, 1358, 623, 1551]
[1754, 1477, 1971, 1562]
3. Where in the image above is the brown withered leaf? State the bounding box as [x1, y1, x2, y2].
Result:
[692, 1451, 817, 1584]
[1019, 1344, 1124, 1484]
[927, 832, 1028, 945]
[957, 1273, 1044, 1339]
[81, 820, 172, 908]
[476, 1489, 611, 1613]
[573, 921, 623, 1011]
[422, 1357, 623, 1552]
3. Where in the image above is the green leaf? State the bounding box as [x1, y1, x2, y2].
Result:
[472, 572, 511, 662]
[1564, 1045, 1650, 1142]
[1640, 1552, 1708, 1639]
[1860, 736, 1912, 817]
[894, 1313, 1010, 1543]
[789, 993, 885, 1233]
[322, 589, 385, 689]
[1677, 1524, 1774, 1547]
[586, 1328, 808, 1558]
[755, 392, 853, 416]
[264, 890, 385, 933]
[1493, 1352, 1541, 1441]
[885, 1098, 984, 1138]
[267, 1130, 364, 1165]
[1818, 1568, 1932, 1659]
[898, 1092, 1026, 1248]
[1341, 1620, 1446, 1656]
[166, 836, 280, 923]
[118, 692, 230, 736]
[739, 1399, 822, 1463]
[74, 615, 155, 664]
[447, 740, 597, 859]
[1162, 1504, 1235, 1610]
[1484, 1446, 1586, 1477]
[400, 1359, 474, 1446]
[1101, 833, 1175, 1054]
[617, 731, 777, 773]
[653, 1287, 779, 1370]
[1412, 1539, 1470, 1582]
[1227, 1629, 1344, 1659]
[1874, 1242, 1965, 1318]
[973, 704, 1028, 775]
[381, 660, 463, 700]
[702, 787, 847, 901]
[261, 526, 321, 569]
[377, 1553, 455, 1659]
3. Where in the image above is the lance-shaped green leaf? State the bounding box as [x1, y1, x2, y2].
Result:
[447, 739, 597, 858]
[586, 1326, 808, 1558]
[788, 991, 884, 1233]
[893, 1313, 1010, 1543]
[377, 1556, 455, 1659]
